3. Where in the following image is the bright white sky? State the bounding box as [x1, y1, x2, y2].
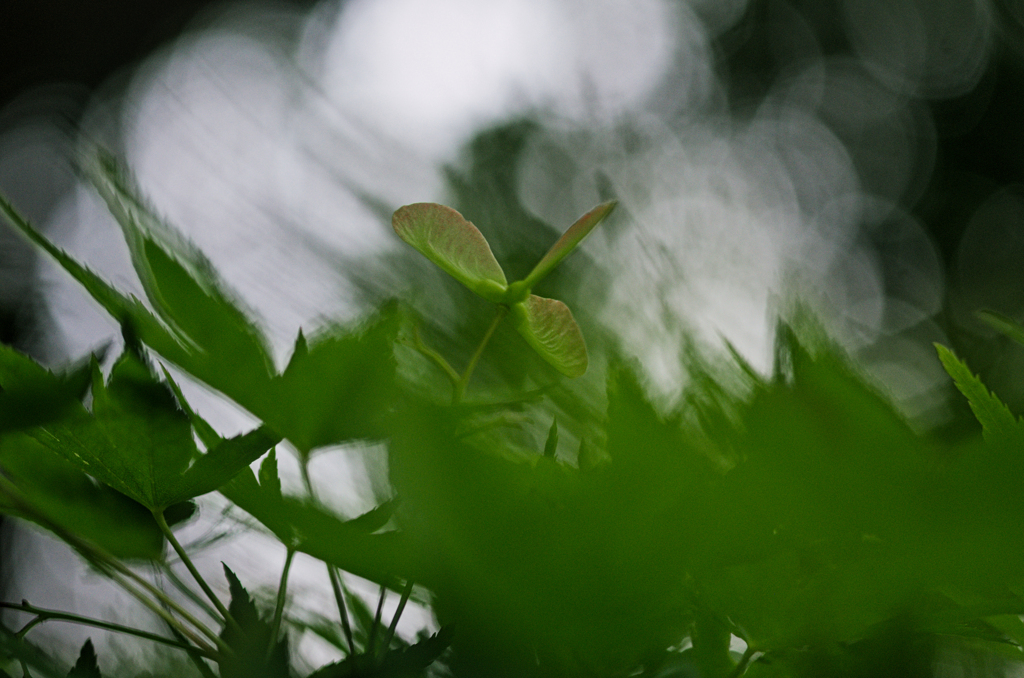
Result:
[317, 0, 678, 155]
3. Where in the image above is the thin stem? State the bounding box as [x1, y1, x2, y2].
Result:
[727, 646, 759, 678]
[15, 614, 44, 639]
[104, 559, 224, 650]
[106, 569, 223, 658]
[153, 510, 242, 638]
[0, 618, 46, 678]
[0, 477, 223, 651]
[463, 386, 551, 412]
[266, 548, 296, 661]
[377, 579, 414, 659]
[366, 586, 387, 657]
[16, 621, 43, 639]
[160, 562, 220, 621]
[454, 305, 509, 403]
[300, 458, 316, 502]
[401, 326, 460, 385]
[454, 412, 533, 441]
[328, 566, 357, 657]
[159, 615, 219, 678]
[300, 457, 356, 658]
[67, 533, 226, 653]
[2, 601, 216, 659]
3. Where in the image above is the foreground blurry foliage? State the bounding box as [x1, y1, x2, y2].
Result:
[2, 155, 1024, 677]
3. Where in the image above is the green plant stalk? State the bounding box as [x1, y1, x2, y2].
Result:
[153, 509, 243, 639]
[0, 476, 224, 653]
[454, 305, 509, 403]
[159, 614, 220, 678]
[377, 579, 414, 660]
[105, 559, 226, 652]
[327, 566, 357, 656]
[367, 585, 387, 657]
[300, 457, 356, 657]
[401, 325, 460, 385]
[160, 561, 220, 622]
[0, 616, 60, 677]
[53, 518, 225, 652]
[3, 601, 216, 659]
[105, 567, 221, 658]
[299, 458, 317, 503]
[76, 537, 226, 653]
[266, 548, 295, 661]
[15, 616, 42, 639]
[691, 610, 735, 678]
[727, 646, 759, 678]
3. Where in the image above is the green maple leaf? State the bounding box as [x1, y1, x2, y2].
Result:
[67, 639, 101, 678]
[935, 343, 1022, 442]
[33, 349, 275, 513]
[392, 200, 615, 377]
[219, 566, 289, 678]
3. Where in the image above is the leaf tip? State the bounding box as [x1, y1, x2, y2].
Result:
[543, 417, 559, 458]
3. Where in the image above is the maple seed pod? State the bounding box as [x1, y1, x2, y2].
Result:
[391, 200, 617, 378]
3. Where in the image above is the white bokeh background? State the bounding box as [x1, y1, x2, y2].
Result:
[0, 0, 997, 670]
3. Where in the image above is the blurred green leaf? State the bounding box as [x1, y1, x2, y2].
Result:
[978, 309, 1024, 348]
[137, 238, 275, 402]
[392, 203, 507, 303]
[263, 306, 399, 455]
[8, 169, 399, 454]
[510, 295, 587, 377]
[542, 417, 558, 458]
[221, 466, 291, 540]
[86, 155, 276, 405]
[308, 626, 453, 678]
[159, 365, 221, 449]
[37, 351, 197, 511]
[0, 344, 93, 434]
[168, 426, 279, 504]
[258, 448, 282, 502]
[698, 336, 943, 648]
[221, 470, 413, 586]
[0, 195, 193, 372]
[33, 350, 274, 511]
[983, 613, 1024, 648]
[388, 384, 704, 676]
[346, 499, 399, 534]
[935, 343, 1021, 441]
[0, 432, 163, 559]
